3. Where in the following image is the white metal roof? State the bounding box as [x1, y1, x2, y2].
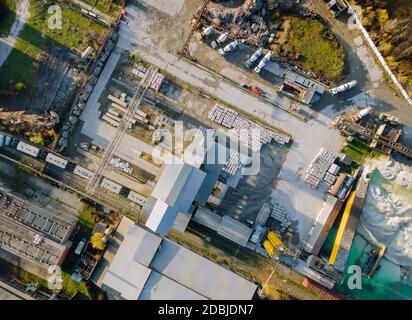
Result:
[151, 238, 257, 300]
[100, 178, 122, 194]
[16, 142, 40, 157]
[74, 165, 94, 180]
[102, 224, 257, 300]
[151, 163, 192, 206]
[138, 271, 206, 300]
[305, 195, 338, 254]
[146, 163, 206, 235]
[45, 153, 68, 169]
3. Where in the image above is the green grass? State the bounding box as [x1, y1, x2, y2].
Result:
[0, 0, 107, 90]
[288, 17, 345, 82]
[0, 0, 16, 35]
[342, 139, 382, 163]
[82, 0, 123, 16]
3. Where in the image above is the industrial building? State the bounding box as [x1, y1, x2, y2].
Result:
[143, 127, 251, 235]
[280, 71, 326, 105]
[100, 218, 258, 300]
[0, 192, 73, 279]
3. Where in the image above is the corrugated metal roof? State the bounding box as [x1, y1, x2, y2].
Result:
[217, 216, 253, 247]
[146, 163, 206, 235]
[151, 238, 257, 300]
[172, 211, 192, 233]
[192, 207, 222, 231]
[138, 271, 206, 300]
[305, 195, 338, 254]
[102, 224, 257, 300]
[151, 163, 192, 206]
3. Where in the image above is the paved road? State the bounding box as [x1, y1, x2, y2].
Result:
[0, 0, 29, 68]
[308, 0, 412, 127]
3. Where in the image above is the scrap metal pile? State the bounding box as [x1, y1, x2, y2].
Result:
[200, 1, 295, 46]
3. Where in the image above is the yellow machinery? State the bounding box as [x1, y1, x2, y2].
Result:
[329, 191, 356, 265]
[263, 239, 276, 257]
[263, 231, 284, 257]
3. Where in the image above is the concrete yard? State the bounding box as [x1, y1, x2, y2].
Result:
[116, 1, 344, 245]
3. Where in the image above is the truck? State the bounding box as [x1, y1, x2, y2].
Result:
[351, 107, 371, 122]
[245, 48, 263, 68]
[329, 80, 357, 95]
[218, 40, 241, 56]
[254, 51, 271, 74]
[326, 0, 348, 17]
[210, 32, 228, 49]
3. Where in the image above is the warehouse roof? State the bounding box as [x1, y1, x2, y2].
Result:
[192, 207, 222, 231]
[151, 237, 257, 300]
[138, 271, 206, 300]
[217, 215, 253, 247]
[145, 162, 206, 235]
[101, 223, 257, 300]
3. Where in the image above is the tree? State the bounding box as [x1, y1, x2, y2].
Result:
[29, 133, 45, 146]
[91, 232, 105, 251]
[15, 82, 25, 91]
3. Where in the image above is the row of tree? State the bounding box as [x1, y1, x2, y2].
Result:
[0, 0, 10, 19]
[354, 0, 411, 95]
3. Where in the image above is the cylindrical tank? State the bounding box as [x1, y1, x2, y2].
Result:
[4, 135, 11, 146]
[81, 46, 93, 60]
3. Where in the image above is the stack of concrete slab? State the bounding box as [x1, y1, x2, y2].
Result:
[209, 104, 290, 151]
[270, 204, 291, 233]
[304, 148, 338, 189]
[150, 72, 165, 92]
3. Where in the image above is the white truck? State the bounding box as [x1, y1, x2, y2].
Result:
[211, 32, 228, 49]
[218, 40, 241, 56]
[330, 80, 357, 95]
[254, 51, 272, 74]
[245, 48, 263, 68]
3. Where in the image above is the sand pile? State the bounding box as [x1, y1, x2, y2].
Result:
[358, 158, 412, 267]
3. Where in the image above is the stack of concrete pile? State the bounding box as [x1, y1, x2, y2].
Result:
[223, 149, 249, 175]
[270, 204, 291, 233]
[304, 148, 337, 189]
[150, 72, 165, 92]
[209, 104, 290, 151]
[109, 157, 133, 175]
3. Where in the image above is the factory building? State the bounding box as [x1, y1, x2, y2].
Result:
[143, 127, 250, 235]
[281, 71, 326, 105]
[100, 218, 257, 300]
[0, 192, 74, 279]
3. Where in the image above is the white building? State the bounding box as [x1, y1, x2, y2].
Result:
[100, 220, 257, 300]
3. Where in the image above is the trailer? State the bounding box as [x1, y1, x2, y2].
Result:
[74, 165, 95, 180]
[245, 48, 263, 68]
[329, 80, 357, 95]
[254, 52, 271, 74]
[127, 190, 147, 206]
[100, 178, 122, 194]
[16, 141, 40, 158]
[211, 32, 228, 49]
[45, 153, 68, 169]
[218, 40, 240, 56]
